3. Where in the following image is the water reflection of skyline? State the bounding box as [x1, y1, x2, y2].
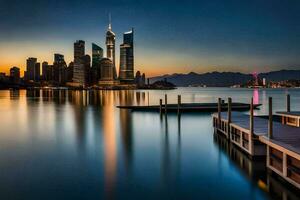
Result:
[213, 133, 300, 200]
[102, 91, 117, 198]
[22, 89, 147, 198]
[2, 88, 300, 199]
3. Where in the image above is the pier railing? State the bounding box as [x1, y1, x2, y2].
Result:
[212, 94, 300, 189]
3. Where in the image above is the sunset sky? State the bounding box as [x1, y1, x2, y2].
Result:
[0, 0, 300, 77]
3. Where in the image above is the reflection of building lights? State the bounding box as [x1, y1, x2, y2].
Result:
[257, 179, 268, 192]
[253, 89, 259, 105]
[103, 92, 117, 194]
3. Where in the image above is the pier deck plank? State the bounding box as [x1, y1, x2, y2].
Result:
[217, 112, 300, 154]
[276, 111, 300, 118]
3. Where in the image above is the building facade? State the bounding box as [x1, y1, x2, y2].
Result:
[10, 66, 20, 84]
[99, 58, 115, 82]
[34, 62, 40, 82]
[119, 29, 134, 82]
[73, 40, 86, 86]
[106, 22, 116, 67]
[92, 43, 103, 67]
[92, 43, 103, 83]
[53, 54, 67, 84]
[26, 57, 37, 81]
[42, 62, 49, 81]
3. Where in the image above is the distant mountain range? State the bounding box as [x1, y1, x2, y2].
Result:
[150, 70, 300, 87]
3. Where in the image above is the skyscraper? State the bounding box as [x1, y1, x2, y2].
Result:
[26, 57, 37, 81]
[10, 66, 20, 84]
[82, 54, 91, 85]
[73, 40, 86, 86]
[74, 40, 85, 63]
[119, 29, 134, 82]
[54, 54, 65, 63]
[92, 43, 103, 67]
[106, 18, 116, 66]
[66, 62, 74, 82]
[34, 62, 40, 82]
[42, 62, 49, 81]
[92, 43, 103, 84]
[99, 58, 115, 82]
[53, 54, 67, 84]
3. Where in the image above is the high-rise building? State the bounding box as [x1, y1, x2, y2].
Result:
[135, 71, 146, 86]
[82, 55, 91, 85]
[106, 19, 116, 66]
[73, 40, 86, 86]
[99, 58, 115, 82]
[53, 54, 67, 84]
[34, 62, 40, 81]
[74, 40, 85, 63]
[92, 43, 103, 67]
[26, 57, 37, 81]
[92, 43, 103, 83]
[10, 66, 20, 84]
[54, 54, 65, 63]
[42, 62, 49, 81]
[66, 62, 74, 82]
[119, 29, 134, 82]
[141, 73, 146, 85]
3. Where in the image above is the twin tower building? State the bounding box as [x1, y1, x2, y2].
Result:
[73, 20, 134, 87]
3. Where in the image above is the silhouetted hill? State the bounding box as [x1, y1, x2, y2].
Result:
[258, 70, 300, 81]
[150, 70, 300, 87]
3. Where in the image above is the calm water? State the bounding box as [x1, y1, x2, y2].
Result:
[0, 88, 300, 200]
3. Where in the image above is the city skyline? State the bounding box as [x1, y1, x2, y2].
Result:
[1, 0, 300, 77]
[0, 20, 144, 89]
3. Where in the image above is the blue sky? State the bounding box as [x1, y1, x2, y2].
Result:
[0, 0, 300, 76]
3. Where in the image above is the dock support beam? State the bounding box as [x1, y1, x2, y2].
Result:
[227, 97, 232, 138]
[165, 94, 168, 114]
[287, 94, 290, 112]
[218, 98, 222, 129]
[227, 97, 232, 124]
[159, 99, 162, 114]
[250, 97, 254, 135]
[177, 95, 181, 115]
[268, 97, 273, 139]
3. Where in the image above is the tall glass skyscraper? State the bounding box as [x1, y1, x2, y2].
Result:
[53, 53, 67, 84]
[73, 40, 86, 86]
[74, 40, 85, 63]
[106, 21, 115, 66]
[92, 43, 103, 67]
[26, 57, 37, 81]
[119, 29, 134, 82]
[92, 43, 103, 83]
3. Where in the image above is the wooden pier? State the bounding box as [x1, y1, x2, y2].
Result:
[212, 95, 300, 189]
[276, 94, 300, 127]
[118, 101, 261, 113]
[212, 111, 267, 156]
[117, 94, 261, 113]
[276, 112, 300, 127]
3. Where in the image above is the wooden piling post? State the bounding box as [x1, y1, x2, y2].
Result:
[268, 97, 273, 139]
[227, 97, 232, 138]
[287, 94, 290, 112]
[177, 95, 181, 115]
[250, 97, 254, 135]
[159, 99, 162, 114]
[227, 97, 232, 124]
[165, 94, 168, 114]
[218, 98, 222, 129]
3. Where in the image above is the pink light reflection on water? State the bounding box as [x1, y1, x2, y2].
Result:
[253, 89, 259, 105]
